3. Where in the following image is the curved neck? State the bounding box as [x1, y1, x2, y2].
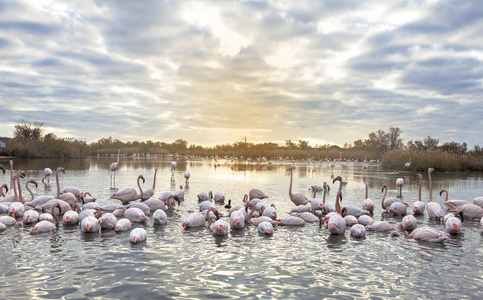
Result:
[428, 170, 433, 202]
[313, 188, 316, 198]
[442, 189, 448, 202]
[381, 186, 387, 209]
[26, 181, 35, 201]
[418, 175, 422, 201]
[152, 168, 158, 190]
[12, 175, 18, 202]
[52, 204, 59, 224]
[365, 183, 368, 199]
[117, 150, 120, 164]
[16, 175, 23, 202]
[56, 169, 61, 198]
[322, 184, 326, 204]
[335, 191, 341, 214]
[9, 160, 13, 190]
[289, 168, 293, 197]
[137, 176, 144, 196]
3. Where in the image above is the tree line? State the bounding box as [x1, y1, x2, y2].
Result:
[1, 120, 482, 171]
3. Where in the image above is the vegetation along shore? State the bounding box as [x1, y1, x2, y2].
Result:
[1, 120, 482, 172]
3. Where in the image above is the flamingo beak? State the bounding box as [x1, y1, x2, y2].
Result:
[66, 216, 71, 221]
[217, 224, 223, 231]
[234, 219, 238, 227]
[86, 223, 91, 231]
[116, 226, 120, 231]
[266, 228, 271, 234]
[132, 237, 137, 243]
[408, 221, 411, 226]
[453, 223, 458, 230]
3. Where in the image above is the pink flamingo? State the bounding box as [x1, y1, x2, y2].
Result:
[362, 182, 374, 214]
[115, 218, 132, 232]
[405, 227, 449, 242]
[110, 175, 145, 204]
[427, 168, 442, 220]
[249, 188, 269, 200]
[42, 167, 52, 184]
[141, 168, 158, 201]
[81, 216, 101, 233]
[130, 228, 147, 244]
[288, 167, 309, 206]
[413, 174, 426, 215]
[381, 184, 402, 209]
[258, 221, 274, 235]
[110, 149, 120, 185]
[440, 188, 469, 209]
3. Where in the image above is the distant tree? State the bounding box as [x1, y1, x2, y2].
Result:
[14, 119, 45, 140]
[298, 140, 309, 150]
[388, 127, 404, 151]
[440, 141, 467, 154]
[285, 140, 296, 150]
[423, 136, 439, 149]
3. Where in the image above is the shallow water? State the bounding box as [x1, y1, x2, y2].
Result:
[1, 157, 483, 299]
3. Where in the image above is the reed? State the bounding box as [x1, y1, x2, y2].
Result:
[381, 149, 483, 171]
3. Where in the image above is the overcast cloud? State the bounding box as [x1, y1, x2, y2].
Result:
[0, 0, 482, 148]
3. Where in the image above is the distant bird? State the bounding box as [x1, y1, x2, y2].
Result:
[42, 168, 52, 184]
[339, 152, 348, 173]
[184, 171, 190, 184]
[170, 161, 177, 172]
[110, 149, 121, 185]
[405, 159, 411, 168]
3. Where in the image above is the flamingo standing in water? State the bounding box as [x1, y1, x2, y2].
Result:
[362, 182, 374, 214]
[381, 184, 402, 210]
[427, 168, 443, 220]
[339, 152, 348, 174]
[110, 175, 145, 204]
[141, 168, 158, 201]
[184, 172, 190, 184]
[440, 188, 470, 209]
[249, 188, 269, 200]
[288, 167, 309, 206]
[110, 149, 121, 185]
[413, 174, 426, 215]
[396, 178, 404, 198]
[42, 167, 52, 184]
[405, 159, 411, 169]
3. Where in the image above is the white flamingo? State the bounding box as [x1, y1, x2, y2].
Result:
[258, 221, 274, 235]
[81, 216, 101, 233]
[427, 168, 443, 220]
[288, 167, 309, 206]
[362, 182, 374, 214]
[110, 149, 120, 185]
[115, 218, 132, 232]
[440, 188, 469, 209]
[153, 209, 168, 225]
[30, 220, 57, 234]
[130, 228, 147, 244]
[413, 174, 426, 215]
[396, 178, 404, 198]
[406, 227, 449, 243]
[381, 184, 402, 210]
[42, 167, 52, 184]
[405, 159, 411, 168]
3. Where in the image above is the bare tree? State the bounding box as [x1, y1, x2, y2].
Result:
[14, 119, 45, 140]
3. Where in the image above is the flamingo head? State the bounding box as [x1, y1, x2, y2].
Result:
[132, 236, 137, 243]
[110, 193, 116, 199]
[86, 223, 91, 231]
[216, 223, 223, 231]
[182, 222, 187, 228]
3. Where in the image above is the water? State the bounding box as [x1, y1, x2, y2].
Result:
[1, 157, 483, 299]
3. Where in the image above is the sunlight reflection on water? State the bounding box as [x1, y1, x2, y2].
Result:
[1, 157, 483, 298]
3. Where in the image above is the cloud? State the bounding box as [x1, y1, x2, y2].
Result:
[0, 0, 482, 148]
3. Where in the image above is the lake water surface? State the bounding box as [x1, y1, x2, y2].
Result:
[1, 157, 483, 299]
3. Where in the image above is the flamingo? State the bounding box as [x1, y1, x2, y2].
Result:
[42, 167, 52, 184]
[326, 185, 346, 235]
[141, 168, 158, 201]
[0, 183, 7, 197]
[110, 175, 144, 204]
[405, 159, 411, 169]
[277, 216, 306, 226]
[197, 191, 213, 202]
[358, 215, 374, 226]
[381, 184, 402, 210]
[63, 210, 80, 226]
[362, 183, 374, 214]
[288, 167, 309, 206]
[23, 210, 40, 224]
[81, 216, 101, 233]
[208, 219, 229, 236]
[339, 151, 348, 173]
[170, 161, 177, 172]
[344, 215, 358, 226]
[351, 224, 366, 237]
[450, 204, 483, 220]
[115, 218, 133, 232]
[184, 172, 190, 184]
[440, 188, 470, 209]
[153, 209, 168, 225]
[110, 149, 120, 185]
[124, 207, 148, 223]
[473, 197, 483, 208]
[405, 227, 449, 242]
[427, 168, 443, 220]
[398, 215, 418, 231]
[30, 220, 57, 234]
[213, 192, 225, 203]
[99, 213, 117, 229]
[366, 221, 394, 232]
[396, 178, 404, 198]
[413, 174, 426, 215]
[249, 188, 269, 200]
[143, 198, 167, 213]
[258, 221, 274, 235]
[183, 210, 208, 228]
[386, 202, 409, 216]
[130, 228, 147, 244]
[445, 216, 462, 234]
[124, 202, 150, 216]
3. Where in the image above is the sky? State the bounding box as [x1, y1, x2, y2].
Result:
[1, 0, 482, 148]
